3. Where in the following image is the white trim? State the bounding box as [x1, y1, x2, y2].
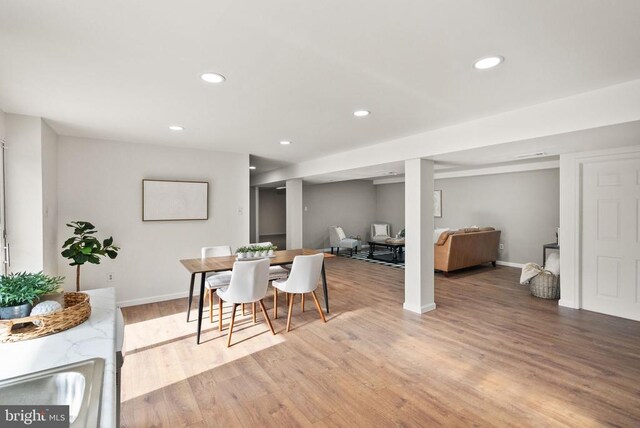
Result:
[434, 160, 559, 180]
[118, 290, 191, 307]
[373, 160, 559, 185]
[495, 260, 525, 268]
[403, 302, 437, 314]
[373, 176, 405, 185]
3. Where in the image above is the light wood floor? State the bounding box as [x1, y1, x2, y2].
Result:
[120, 257, 640, 427]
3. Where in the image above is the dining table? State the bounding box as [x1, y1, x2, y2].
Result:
[180, 248, 335, 344]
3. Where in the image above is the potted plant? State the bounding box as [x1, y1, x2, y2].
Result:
[267, 245, 277, 256]
[236, 247, 247, 259]
[61, 221, 120, 292]
[0, 272, 64, 320]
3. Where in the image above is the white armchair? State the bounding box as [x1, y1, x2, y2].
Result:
[370, 223, 391, 242]
[329, 226, 360, 256]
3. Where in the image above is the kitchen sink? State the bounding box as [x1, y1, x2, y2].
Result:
[0, 358, 104, 427]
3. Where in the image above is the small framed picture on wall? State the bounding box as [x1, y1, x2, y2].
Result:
[434, 190, 442, 218]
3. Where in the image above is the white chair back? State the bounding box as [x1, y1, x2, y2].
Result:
[371, 223, 390, 238]
[284, 253, 324, 293]
[329, 227, 345, 247]
[202, 246, 232, 258]
[223, 259, 271, 304]
[249, 241, 273, 247]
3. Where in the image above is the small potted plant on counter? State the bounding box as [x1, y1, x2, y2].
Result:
[0, 272, 65, 321]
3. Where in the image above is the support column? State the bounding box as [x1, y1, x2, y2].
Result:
[404, 158, 436, 313]
[286, 179, 303, 249]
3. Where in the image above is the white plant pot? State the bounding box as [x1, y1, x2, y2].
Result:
[248, 252, 255, 258]
[237, 252, 246, 259]
[267, 249, 274, 256]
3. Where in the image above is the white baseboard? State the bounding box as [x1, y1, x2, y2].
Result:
[496, 260, 524, 269]
[403, 302, 437, 313]
[118, 290, 192, 307]
[558, 299, 579, 309]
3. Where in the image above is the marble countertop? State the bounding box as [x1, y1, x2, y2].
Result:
[0, 288, 117, 428]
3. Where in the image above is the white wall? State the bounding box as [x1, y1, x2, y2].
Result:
[57, 136, 249, 306]
[374, 183, 405, 237]
[259, 189, 286, 235]
[374, 169, 560, 265]
[0, 109, 5, 141]
[303, 180, 377, 249]
[433, 169, 559, 265]
[41, 121, 58, 275]
[5, 114, 45, 273]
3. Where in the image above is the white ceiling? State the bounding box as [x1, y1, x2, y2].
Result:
[2, 1, 640, 169]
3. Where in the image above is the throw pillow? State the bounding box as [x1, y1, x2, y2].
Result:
[374, 224, 388, 237]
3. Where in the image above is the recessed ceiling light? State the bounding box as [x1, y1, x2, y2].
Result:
[201, 72, 226, 83]
[353, 110, 370, 117]
[249, 166, 257, 170]
[169, 125, 184, 131]
[280, 140, 291, 145]
[473, 56, 504, 70]
[276, 186, 286, 190]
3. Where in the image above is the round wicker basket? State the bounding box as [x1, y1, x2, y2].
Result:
[0, 292, 91, 343]
[530, 272, 560, 299]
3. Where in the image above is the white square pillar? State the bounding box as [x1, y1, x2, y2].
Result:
[286, 179, 303, 249]
[404, 158, 436, 313]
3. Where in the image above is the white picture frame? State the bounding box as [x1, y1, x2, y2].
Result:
[142, 179, 209, 221]
[434, 190, 442, 218]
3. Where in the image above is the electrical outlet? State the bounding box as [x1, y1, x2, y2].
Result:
[107, 272, 115, 282]
[499, 243, 505, 251]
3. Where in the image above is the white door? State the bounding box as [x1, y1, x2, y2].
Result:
[582, 157, 640, 321]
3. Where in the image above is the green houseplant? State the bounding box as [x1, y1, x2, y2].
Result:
[61, 221, 120, 291]
[0, 272, 64, 320]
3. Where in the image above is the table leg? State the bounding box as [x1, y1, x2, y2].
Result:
[392, 247, 398, 263]
[187, 273, 195, 322]
[321, 262, 329, 314]
[368, 244, 374, 259]
[197, 272, 206, 344]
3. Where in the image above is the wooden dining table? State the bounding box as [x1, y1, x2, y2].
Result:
[180, 249, 335, 344]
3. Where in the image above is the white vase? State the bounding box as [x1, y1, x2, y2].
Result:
[267, 249, 274, 256]
[237, 252, 246, 259]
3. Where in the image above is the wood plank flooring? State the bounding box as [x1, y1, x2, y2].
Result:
[120, 257, 640, 427]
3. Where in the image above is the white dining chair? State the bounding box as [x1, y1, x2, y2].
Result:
[216, 258, 276, 347]
[271, 253, 326, 332]
[202, 246, 232, 323]
[248, 241, 289, 281]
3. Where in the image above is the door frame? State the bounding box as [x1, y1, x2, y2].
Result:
[559, 145, 640, 311]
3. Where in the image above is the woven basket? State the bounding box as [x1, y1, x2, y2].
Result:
[530, 272, 560, 299]
[0, 292, 91, 343]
